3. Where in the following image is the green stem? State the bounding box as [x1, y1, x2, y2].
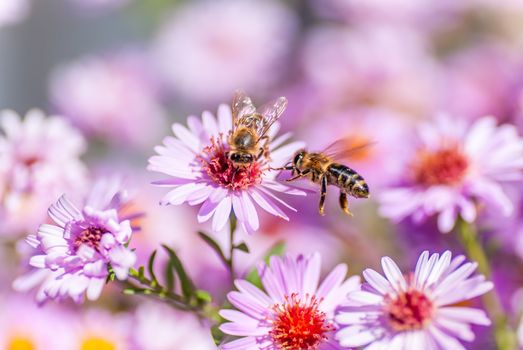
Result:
[228, 213, 238, 281]
[456, 219, 516, 350]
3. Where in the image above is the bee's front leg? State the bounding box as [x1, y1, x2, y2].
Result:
[339, 191, 353, 217]
[286, 169, 310, 182]
[319, 175, 328, 216]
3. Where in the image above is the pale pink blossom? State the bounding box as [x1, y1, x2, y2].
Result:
[336, 251, 493, 349]
[50, 53, 167, 149]
[148, 103, 305, 234]
[153, 0, 297, 103]
[0, 109, 87, 235]
[379, 115, 523, 232]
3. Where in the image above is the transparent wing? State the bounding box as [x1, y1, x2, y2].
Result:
[322, 138, 376, 161]
[232, 90, 256, 129]
[256, 96, 288, 138]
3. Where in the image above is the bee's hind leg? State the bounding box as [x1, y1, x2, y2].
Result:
[319, 175, 328, 216]
[339, 191, 353, 217]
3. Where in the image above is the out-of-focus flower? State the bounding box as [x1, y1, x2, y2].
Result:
[71, 309, 132, 350]
[0, 109, 87, 236]
[148, 103, 305, 234]
[134, 302, 215, 350]
[0, 295, 75, 349]
[153, 0, 297, 103]
[50, 53, 166, 149]
[336, 251, 493, 349]
[379, 115, 523, 232]
[219, 253, 360, 350]
[439, 44, 523, 121]
[301, 25, 438, 116]
[312, 0, 465, 31]
[24, 177, 138, 303]
[0, 0, 29, 27]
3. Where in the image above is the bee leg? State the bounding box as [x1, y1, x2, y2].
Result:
[286, 169, 310, 182]
[319, 175, 327, 216]
[339, 191, 353, 217]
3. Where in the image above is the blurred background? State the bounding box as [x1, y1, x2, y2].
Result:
[2, 0, 523, 349]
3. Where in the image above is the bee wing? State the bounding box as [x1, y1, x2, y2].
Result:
[232, 90, 257, 129]
[322, 138, 376, 161]
[256, 96, 288, 138]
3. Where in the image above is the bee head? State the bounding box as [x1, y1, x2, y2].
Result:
[292, 150, 306, 167]
[353, 182, 370, 199]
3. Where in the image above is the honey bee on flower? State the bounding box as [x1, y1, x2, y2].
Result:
[148, 91, 305, 234]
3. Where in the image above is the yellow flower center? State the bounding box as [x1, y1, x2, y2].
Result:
[7, 337, 35, 350]
[81, 337, 116, 350]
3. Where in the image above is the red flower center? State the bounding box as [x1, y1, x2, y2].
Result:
[74, 226, 105, 252]
[200, 137, 262, 190]
[269, 294, 334, 350]
[412, 148, 469, 186]
[385, 289, 434, 331]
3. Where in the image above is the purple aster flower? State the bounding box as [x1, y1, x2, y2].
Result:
[379, 114, 523, 232]
[148, 102, 305, 234]
[219, 253, 360, 350]
[336, 251, 493, 349]
[24, 178, 138, 303]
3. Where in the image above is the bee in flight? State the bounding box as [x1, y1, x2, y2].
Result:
[278, 140, 371, 216]
[227, 90, 287, 167]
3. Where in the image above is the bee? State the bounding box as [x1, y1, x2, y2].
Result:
[279, 140, 371, 216]
[227, 90, 288, 167]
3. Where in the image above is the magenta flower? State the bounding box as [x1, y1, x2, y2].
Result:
[379, 114, 523, 232]
[148, 103, 305, 234]
[219, 253, 360, 350]
[336, 251, 493, 349]
[25, 178, 138, 303]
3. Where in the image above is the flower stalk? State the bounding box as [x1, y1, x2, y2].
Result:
[456, 218, 517, 350]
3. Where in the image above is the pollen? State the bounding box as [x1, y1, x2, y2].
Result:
[385, 289, 434, 331]
[200, 137, 262, 190]
[8, 336, 34, 350]
[269, 293, 333, 350]
[412, 147, 469, 186]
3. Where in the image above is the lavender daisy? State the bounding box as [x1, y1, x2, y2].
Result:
[25, 178, 139, 303]
[148, 102, 305, 234]
[219, 253, 360, 350]
[379, 114, 523, 232]
[336, 251, 493, 349]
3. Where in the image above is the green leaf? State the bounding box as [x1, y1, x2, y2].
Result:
[198, 231, 228, 266]
[162, 244, 196, 300]
[138, 266, 145, 279]
[245, 241, 286, 288]
[234, 242, 250, 253]
[147, 250, 158, 286]
[164, 261, 175, 292]
[211, 324, 225, 345]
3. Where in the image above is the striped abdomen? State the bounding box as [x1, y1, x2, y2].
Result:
[327, 163, 368, 196]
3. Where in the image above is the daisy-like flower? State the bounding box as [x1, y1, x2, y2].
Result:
[148, 103, 305, 234]
[25, 178, 138, 303]
[219, 253, 361, 350]
[336, 251, 493, 349]
[379, 114, 523, 232]
[0, 109, 87, 235]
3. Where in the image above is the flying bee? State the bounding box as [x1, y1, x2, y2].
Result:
[227, 90, 288, 167]
[278, 140, 371, 216]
